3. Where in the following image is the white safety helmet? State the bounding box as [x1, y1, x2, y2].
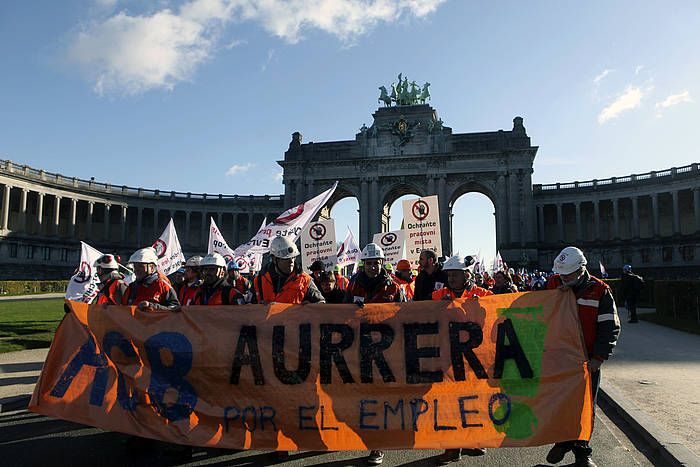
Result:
[443, 254, 472, 271]
[552, 246, 587, 275]
[185, 255, 203, 268]
[94, 254, 119, 270]
[360, 243, 385, 260]
[270, 236, 300, 259]
[128, 247, 158, 265]
[200, 253, 227, 268]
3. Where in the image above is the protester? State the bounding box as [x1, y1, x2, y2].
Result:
[393, 259, 415, 300]
[482, 271, 495, 289]
[413, 250, 448, 301]
[318, 271, 345, 303]
[171, 267, 186, 294]
[432, 255, 492, 301]
[251, 236, 325, 305]
[333, 264, 349, 291]
[345, 243, 405, 465]
[545, 246, 620, 467]
[178, 255, 202, 306]
[309, 259, 326, 287]
[93, 254, 127, 305]
[226, 260, 251, 297]
[122, 247, 180, 311]
[620, 264, 644, 323]
[491, 270, 518, 294]
[192, 253, 246, 305]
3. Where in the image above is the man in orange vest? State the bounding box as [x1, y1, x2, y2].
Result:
[333, 264, 349, 291]
[226, 260, 251, 297]
[393, 259, 415, 300]
[544, 247, 619, 467]
[192, 253, 246, 305]
[121, 247, 180, 311]
[432, 255, 492, 301]
[94, 254, 127, 305]
[251, 236, 325, 305]
[178, 255, 202, 306]
[432, 254, 490, 464]
[345, 243, 405, 465]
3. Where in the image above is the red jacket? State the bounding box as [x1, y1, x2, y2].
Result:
[432, 286, 493, 300]
[122, 272, 179, 310]
[253, 270, 313, 304]
[96, 278, 127, 305]
[192, 282, 245, 305]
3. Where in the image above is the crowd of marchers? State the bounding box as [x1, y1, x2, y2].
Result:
[85, 237, 648, 467]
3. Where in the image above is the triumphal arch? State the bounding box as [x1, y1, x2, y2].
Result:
[278, 75, 539, 266]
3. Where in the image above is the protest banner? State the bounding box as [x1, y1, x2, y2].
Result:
[31, 290, 593, 451]
[300, 219, 337, 271]
[372, 230, 406, 266]
[234, 183, 337, 257]
[64, 241, 103, 303]
[154, 219, 185, 276]
[336, 228, 360, 268]
[402, 195, 442, 263]
[208, 217, 265, 274]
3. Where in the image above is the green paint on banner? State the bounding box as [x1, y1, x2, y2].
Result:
[494, 401, 538, 439]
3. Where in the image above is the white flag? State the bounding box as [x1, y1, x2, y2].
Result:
[153, 219, 185, 276]
[65, 241, 103, 303]
[234, 182, 338, 257]
[336, 228, 360, 268]
[599, 260, 607, 278]
[493, 251, 504, 273]
[210, 217, 267, 274]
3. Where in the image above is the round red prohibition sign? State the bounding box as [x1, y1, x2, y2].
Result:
[223, 254, 234, 264]
[74, 261, 92, 284]
[412, 200, 430, 220]
[310, 223, 326, 241]
[152, 239, 167, 258]
[381, 232, 397, 246]
[237, 258, 249, 270]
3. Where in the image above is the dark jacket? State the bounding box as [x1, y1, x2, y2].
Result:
[620, 272, 644, 300]
[345, 269, 405, 303]
[322, 287, 346, 304]
[413, 264, 449, 301]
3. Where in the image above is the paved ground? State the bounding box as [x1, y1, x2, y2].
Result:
[0, 348, 47, 400]
[604, 309, 700, 458]
[0, 405, 653, 466]
[0, 293, 65, 301]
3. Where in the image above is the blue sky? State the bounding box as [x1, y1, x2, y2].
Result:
[1, 1, 699, 263]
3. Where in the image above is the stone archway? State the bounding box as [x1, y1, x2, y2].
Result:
[380, 181, 426, 233]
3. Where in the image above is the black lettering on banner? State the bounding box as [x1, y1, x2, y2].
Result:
[102, 331, 139, 411]
[404, 322, 443, 384]
[494, 319, 533, 379]
[488, 393, 511, 425]
[433, 399, 457, 431]
[223, 406, 240, 433]
[458, 395, 483, 428]
[320, 405, 338, 431]
[384, 400, 405, 430]
[260, 406, 277, 431]
[449, 322, 487, 380]
[319, 324, 355, 384]
[241, 405, 257, 432]
[299, 405, 316, 430]
[230, 326, 265, 385]
[359, 323, 396, 383]
[272, 324, 311, 384]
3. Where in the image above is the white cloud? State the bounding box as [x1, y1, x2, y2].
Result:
[635, 65, 644, 75]
[226, 163, 254, 176]
[655, 90, 693, 110]
[597, 86, 647, 125]
[593, 69, 613, 84]
[68, 0, 445, 95]
[225, 38, 247, 49]
[273, 172, 283, 182]
[261, 48, 275, 72]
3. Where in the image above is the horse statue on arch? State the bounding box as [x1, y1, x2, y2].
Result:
[378, 86, 392, 107]
[419, 82, 431, 104]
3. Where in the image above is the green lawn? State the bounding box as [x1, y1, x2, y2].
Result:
[0, 298, 66, 353]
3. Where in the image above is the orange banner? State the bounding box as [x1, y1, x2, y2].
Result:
[30, 290, 593, 450]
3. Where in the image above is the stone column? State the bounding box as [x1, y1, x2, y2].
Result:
[556, 203, 564, 242]
[1, 185, 11, 231]
[184, 211, 191, 246]
[508, 172, 520, 244]
[537, 205, 545, 242]
[359, 179, 369, 244]
[631, 196, 639, 238]
[369, 178, 380, 235]
[593, 200, 600, 240]
[232, 212, 239, 245]
[438, 175, 449, 254]
[20, 189, 28, 232]
[200, 211, 207, 246]
[103, 204, 111, 241]
[53, 196, 61, 236]
[86, 201, 94, 239]
[136, 207, 143, 246]
[651, 194, 660, 236]
[121, 205, 128, 243]
[37, 192, 44, 234]
[694, 188, 700, 233]
[153, 208, 159, 238]
[307, 181, 315, 199]
[574, 202, 582, 241]
[70, 198, 77, 237]
[248, 212, 255, 238]
[672, 190, 680, 235]
[427, 175, 436, 197]
[495, 174, 508, 247]
[612, 198, 619, 239]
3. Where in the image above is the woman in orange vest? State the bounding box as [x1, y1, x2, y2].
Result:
[94, 254, 127, 305]
[251, 236, 325, 305]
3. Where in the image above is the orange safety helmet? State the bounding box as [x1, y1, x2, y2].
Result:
[396, 259, 412, 271]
